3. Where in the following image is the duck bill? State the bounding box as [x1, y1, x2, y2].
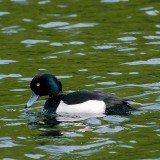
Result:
[25, 92, 39, 108]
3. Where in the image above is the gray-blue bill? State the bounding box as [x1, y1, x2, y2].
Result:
[26, 92, 39, 108]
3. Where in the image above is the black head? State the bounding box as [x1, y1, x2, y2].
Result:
[26, 74, 62, 108]
[30, 74, 62, 97]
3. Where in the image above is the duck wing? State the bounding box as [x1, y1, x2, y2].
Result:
[62, 90, 135, 115]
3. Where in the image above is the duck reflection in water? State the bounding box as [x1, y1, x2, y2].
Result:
[25, 111, 63, 137]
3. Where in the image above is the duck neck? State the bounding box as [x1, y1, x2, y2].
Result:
[50, 91, 64, 100]
[44, 92, 64, 113]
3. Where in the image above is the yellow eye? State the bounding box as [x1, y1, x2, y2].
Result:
[36, 83, 40, 87]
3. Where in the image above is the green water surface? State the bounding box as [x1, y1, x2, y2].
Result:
[0, 0, 160, 159]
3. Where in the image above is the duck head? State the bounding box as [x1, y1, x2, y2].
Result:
[26, 74, 62, 108]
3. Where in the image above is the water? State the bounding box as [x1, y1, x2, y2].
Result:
[0, 0, 160, 159]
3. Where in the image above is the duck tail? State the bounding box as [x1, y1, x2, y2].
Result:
[105, 101, 137, 115]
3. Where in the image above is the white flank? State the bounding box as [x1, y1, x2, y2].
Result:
[56, 100, 106, 114]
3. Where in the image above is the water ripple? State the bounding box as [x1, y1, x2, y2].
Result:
[11, 0, 28, 3]
[65, 41, 85, 45]
[0, 74, 21, 79]
[108, 72, 122, 75]
[78, 69, 88, 72]
[24, 153, 45, 159]
[50, 42, 63, 46]
[59, 23, 98, 30]
[95, 125, 123, 133]
[0, 137, 19, 148]
[156, 24, 160, 28]
[22, 18, 33, 22]
[93, 45, 115, 50]
[146, 10, 159, 16]
[6, 122, 25, 126]
[140, 7, 154, 11]
[123, 58, 160, 65]
[38, 22, 69, 28]
[111, 82, 160, 90]
[50, 41, 84, 46]
[101, 0, 128, 3]
[11, 88, 28, 92]
[97, 81, 116, 85]
[54, 50, 71, 54]
[38, 0, 50, 5]
[37, 139, 115, 156]
[145, 41, 160, 45]
[56, 75, 72, 79]
[103, 115, 129, 123]
[0, 59, 18, 65]
[43, 56, 57, 59]
[2, 26, 25, 34]
[21, 39, 49, 47]
[18, 77, 32, 82]
[65, 14, 77, 18]
[117, 36, 137, 41]
[88, 75, 105, 79]
[143, 35, 160, 39]
[92, 43, 137, 51]
[0, 12, 10, 16]
[117, 47, 137, 52]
